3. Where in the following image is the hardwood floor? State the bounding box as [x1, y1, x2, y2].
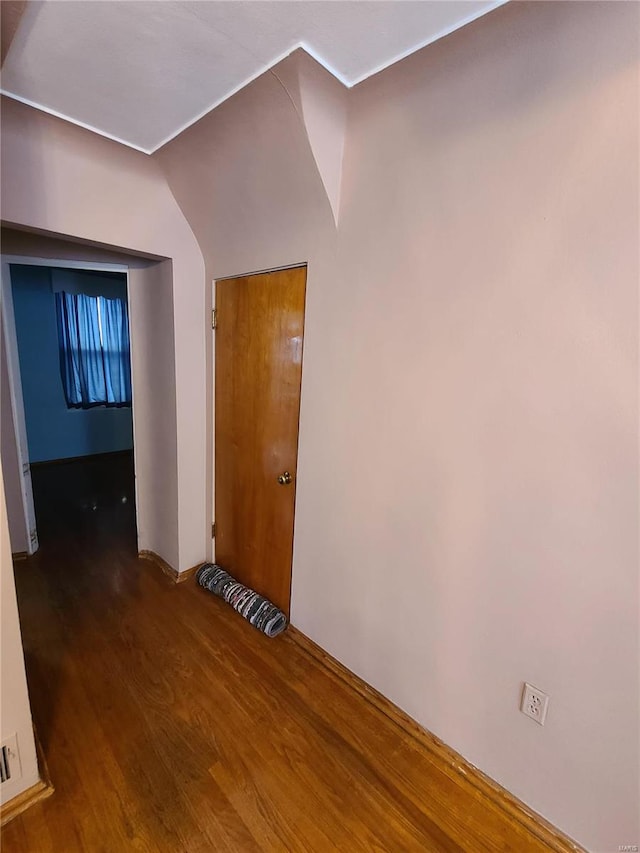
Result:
[3, 455, 557, 852]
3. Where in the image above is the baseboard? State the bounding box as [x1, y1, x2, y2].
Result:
[285, 625, 585, 853]
[0, 727, 54, 827]
[175, 563, 201, 584]
[0, 779, 52, 827]
[138, 550, 202, 585]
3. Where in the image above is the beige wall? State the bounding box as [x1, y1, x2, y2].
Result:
[128, 260, 180, 568]
[157, 3, 639, 850]
[0, 2, 637, 848]
[0, 460, 39, 804]
[0, 108, 208, 573]
[335, 3, 638, 848]
[157, 53, 343, 557]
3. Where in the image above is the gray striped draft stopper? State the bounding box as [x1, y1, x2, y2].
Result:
[196, 564, 288, 638]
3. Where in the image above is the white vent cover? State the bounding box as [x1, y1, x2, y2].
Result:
[0, 734, 22, 784]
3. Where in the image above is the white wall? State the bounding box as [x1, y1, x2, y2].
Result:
[0, 460, 39, 804]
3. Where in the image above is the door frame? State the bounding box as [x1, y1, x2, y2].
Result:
[0, 255, 138, 554]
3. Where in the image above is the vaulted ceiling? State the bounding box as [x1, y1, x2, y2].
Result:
[1, 1, 505, 154]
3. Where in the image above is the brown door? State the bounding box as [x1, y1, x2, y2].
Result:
[214, 266, 306, 615]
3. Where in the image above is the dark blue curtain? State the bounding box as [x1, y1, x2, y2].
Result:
[55, 291, 132, 408]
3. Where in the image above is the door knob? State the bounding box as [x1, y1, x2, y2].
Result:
[277, 471, 292, 485]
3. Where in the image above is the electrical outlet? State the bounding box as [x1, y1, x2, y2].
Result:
[520, 683, 549, 725]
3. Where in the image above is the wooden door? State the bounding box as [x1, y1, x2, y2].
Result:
[214, 266, 306, 615]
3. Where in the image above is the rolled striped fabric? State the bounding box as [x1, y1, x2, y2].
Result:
[196, 564, 288, 638]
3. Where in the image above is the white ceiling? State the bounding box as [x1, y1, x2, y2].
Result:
[1, 0, 506, 154]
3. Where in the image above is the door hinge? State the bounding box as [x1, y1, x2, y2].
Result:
[211, 522, 216, 538]
[211, 309, 217, 330]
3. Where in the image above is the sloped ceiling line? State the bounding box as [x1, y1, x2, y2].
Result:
[0, 1, 508, 155]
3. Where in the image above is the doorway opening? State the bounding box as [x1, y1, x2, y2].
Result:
[1, 258, 137, 559]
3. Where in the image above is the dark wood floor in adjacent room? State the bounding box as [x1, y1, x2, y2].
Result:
[2, 453, 556, 852]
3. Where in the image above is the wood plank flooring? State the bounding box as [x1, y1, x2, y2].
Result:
[3, 455, 555, 852]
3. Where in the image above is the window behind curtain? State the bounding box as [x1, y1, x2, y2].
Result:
[55, 291, 132, 408]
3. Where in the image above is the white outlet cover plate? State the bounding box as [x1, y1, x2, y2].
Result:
[1, 733, 22, 781]
[521, 682, 549, 725]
